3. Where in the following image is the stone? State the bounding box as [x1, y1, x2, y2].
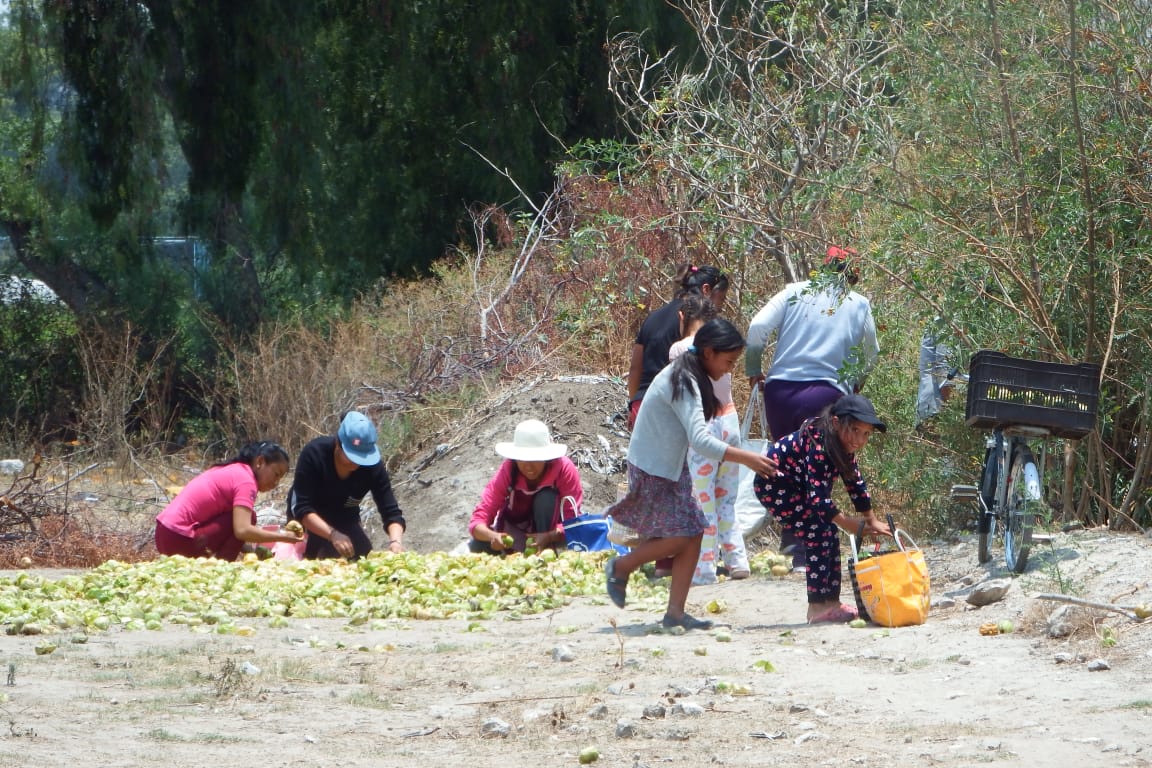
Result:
[670, 702, 705, 717]
[586, 703, 609, 720]
[1046, 605, 1080, 638]
[480, 718, 512, 738]
[965, 578, 1012, 607]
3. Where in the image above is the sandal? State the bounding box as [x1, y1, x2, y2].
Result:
[605, 558, 628, 608]
[661, 612, 714, 631]
[807, 603, 858, 624]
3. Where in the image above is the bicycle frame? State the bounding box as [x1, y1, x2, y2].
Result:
[955, 349, 1099, 573]
[957, 425, 1048, 573]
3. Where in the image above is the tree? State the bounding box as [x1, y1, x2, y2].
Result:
[599, 0, 1152, 528]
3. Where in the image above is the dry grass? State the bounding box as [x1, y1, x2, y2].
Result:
[217, 173, 714, 464]
[0, 511, 152, 568]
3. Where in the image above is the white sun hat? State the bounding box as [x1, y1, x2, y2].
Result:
[495, 419, 567, 462]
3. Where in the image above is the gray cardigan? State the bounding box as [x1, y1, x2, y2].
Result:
[627, 364, 730, 480]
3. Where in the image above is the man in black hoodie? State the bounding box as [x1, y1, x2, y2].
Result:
[286, 411, 406, 559]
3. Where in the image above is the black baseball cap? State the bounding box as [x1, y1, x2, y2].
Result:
[831, 394, 887, 433]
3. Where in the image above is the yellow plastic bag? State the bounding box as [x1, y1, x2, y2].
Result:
[850, 530, 930, 627]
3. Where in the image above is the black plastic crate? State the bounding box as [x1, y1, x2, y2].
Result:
[964, 350, 1101, 439]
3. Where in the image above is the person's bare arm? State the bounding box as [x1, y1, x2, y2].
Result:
[626, 343, 644, 400]
[231, 506, 304, 544]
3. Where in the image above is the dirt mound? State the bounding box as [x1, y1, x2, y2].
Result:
[389, 376, 630, 553]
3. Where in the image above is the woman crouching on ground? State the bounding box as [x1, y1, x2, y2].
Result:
[155, 441, 304, 560]
[605, 318, 779, 630]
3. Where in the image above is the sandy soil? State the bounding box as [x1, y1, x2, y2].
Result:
[1, 377, 1150, 767]
[1, 531, 1150, 768]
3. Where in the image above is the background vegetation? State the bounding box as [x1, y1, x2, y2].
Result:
[3, 0, 1152, 537]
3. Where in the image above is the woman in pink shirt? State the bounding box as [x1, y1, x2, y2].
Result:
[155, 441, 304, 560]
[469, 420, 583, 554]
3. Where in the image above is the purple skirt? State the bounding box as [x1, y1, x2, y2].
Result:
[607, 462, 707, 538]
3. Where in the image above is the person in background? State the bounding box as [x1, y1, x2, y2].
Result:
[669, 296, 750, 584]
[286, 411, 406, 559]
[155, 441, 303, 560]
[627, 264, 730, 431]
[468, 419, 584, 555]
[753, 394, 891, 624]
[629, 264, 729, 579]
[605, 319, 779, 631]
[745, 245, 879, 570]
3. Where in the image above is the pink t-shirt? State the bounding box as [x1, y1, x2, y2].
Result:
[469, 457, 584, 535]
[156, 462, 258, 537]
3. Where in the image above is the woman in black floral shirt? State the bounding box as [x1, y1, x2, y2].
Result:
[754, 394, 891, 623]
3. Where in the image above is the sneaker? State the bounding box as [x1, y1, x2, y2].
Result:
[728, 568, 751, 580]
[661, 612, 714, 631]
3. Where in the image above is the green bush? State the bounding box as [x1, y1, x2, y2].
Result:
[0, 293, 81, 446]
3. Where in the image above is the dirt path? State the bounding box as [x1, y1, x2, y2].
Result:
[1, 529, 1150, 768]
[2, 377, 1150, 766]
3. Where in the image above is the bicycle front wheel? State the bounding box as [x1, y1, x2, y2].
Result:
[1005, 444, 1040, 573]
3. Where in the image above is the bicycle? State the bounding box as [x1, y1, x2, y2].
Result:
[950, 351, 1101, 573]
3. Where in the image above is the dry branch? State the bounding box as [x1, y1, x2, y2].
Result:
[1033, 593, 1148, 622]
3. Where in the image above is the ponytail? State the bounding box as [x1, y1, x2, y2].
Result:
[674, 264, 729, 298]
[214, 440, 290, 470]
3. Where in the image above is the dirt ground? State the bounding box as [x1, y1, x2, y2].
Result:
[1, 376, 1151, 767]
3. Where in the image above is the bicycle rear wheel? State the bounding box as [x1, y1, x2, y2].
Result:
[1005, 444, 1040, 573]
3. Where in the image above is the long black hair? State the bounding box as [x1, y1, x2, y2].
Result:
[213, 441, 290, 469]
[802, 408, 854, 478]
[669, 318, 745, 421]
[677, 292, 718, 336]
[674, 263, 729, 298]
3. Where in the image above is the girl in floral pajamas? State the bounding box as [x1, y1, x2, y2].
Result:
[669, 295, 750, 584]
[753, 394, 891, 623]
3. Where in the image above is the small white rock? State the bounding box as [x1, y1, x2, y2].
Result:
[670, 702, 705, 717]
[480, 718, 512, 738]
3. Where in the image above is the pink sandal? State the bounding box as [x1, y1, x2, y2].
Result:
[808, 603, 859, 624]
